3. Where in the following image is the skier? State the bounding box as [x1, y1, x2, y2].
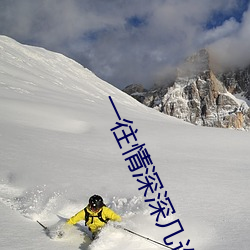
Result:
[66, 194, 122, 239]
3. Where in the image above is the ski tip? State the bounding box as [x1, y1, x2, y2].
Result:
[57, 214, 68, 222]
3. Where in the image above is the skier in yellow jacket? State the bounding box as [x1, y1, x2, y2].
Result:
[67, 195, 121, 238]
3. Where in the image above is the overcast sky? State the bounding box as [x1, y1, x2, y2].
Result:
[0, 0, 249, 89]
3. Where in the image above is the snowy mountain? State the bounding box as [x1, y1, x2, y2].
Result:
[0, 36, 250, 250]
[124, 49, 250, 130]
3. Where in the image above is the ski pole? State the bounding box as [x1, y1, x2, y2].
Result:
[122, 227, 174, 249]
[37, 220, 48, 231]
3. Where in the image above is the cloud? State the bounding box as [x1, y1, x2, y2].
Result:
[200, 18, 240, 45]
[0, 0, 249, 89]
[208, 4, 250, 69]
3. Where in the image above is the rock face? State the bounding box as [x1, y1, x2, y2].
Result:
[217, 66, 250, 100]
[123, 84, 147, 103]
[123, 49, 250, 130]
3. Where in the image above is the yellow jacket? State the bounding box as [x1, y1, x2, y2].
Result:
[67, 206, 121, 233]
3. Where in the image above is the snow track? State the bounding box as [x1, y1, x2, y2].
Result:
[0, 181, 64, 221]
[0, 181, 166, 249]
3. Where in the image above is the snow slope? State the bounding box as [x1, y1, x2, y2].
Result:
[0, 35, 250, 250]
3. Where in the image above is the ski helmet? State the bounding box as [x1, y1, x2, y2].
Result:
[89, 195, 104, 210]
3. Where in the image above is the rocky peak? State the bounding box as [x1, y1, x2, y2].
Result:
[123, 49, 250, 130]
[177, 48, 210, 78]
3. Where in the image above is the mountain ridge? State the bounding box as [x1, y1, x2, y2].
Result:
[123, 49, 250, 130]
